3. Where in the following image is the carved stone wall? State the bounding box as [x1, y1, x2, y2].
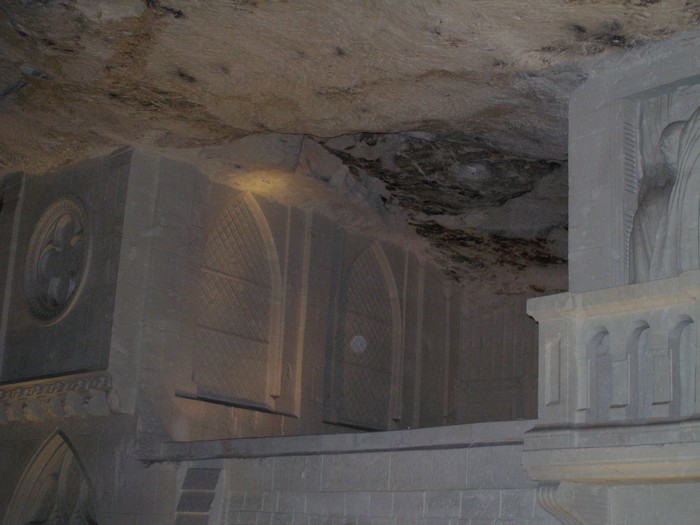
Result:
[457, 294, 538, 423]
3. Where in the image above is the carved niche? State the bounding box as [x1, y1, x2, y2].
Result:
[626, 84, 700, 283]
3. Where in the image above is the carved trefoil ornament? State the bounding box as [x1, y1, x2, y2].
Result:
[24, 197, 90, 322]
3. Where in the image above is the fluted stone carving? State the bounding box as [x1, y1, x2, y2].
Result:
[536, 482, 609, 525]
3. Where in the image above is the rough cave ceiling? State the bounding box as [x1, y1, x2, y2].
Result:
[0, 0, 698, 294]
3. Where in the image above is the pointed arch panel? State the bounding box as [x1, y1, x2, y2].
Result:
[193, 193, 283, 408]
[326, 243, 402, 430]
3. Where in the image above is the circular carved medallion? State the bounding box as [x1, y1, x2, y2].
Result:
[24, 198, 89, 322]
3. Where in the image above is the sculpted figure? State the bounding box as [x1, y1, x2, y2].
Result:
[649, 106, 700, 280]
[629, 151, 675, 283]
[630, 106, 700, 282]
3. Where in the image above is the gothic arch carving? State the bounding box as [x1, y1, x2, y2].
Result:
[326, 243, 402, 430]
[669, 315, 695, 416]
[620, 321, 650, 419]
[579, 327, 610, 422]
[193, 192, 284, 410]
[4, 431, 97, 525]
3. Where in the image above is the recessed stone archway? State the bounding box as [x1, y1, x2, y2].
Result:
[4, 431, 97, 525]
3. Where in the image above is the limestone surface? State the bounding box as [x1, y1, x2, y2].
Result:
[0, 0, 698, 291]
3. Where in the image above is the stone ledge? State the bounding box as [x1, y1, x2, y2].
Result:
[528, 269, 700, 321]
[154, 420, 536, 461]
[524, 442, 700, 483]
[523, 418, 700, 483]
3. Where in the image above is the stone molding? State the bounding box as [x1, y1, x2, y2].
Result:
[524, 421, 700, 483]
[156, 419, 533, 461]
[0, 372, 112, 424]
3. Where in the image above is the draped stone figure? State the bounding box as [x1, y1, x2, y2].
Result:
[629, 161, 674, 283]
[630, 105, 700, 282]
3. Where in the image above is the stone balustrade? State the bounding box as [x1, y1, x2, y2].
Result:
[524, 270, 700, 524]
[528, 269, 700, 428]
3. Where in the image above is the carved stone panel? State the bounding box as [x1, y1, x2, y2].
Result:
[0, 149, 131, 383]
[567, 40, 700, 292]
[625, 84, 700, 283]
[0, 373, 112, 425]
[193, 195, 276, 407]
[326, 244, 399, 430]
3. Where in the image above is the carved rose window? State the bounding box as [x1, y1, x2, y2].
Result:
[24, 198, 89, 321]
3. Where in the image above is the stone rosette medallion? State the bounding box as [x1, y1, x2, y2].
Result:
[24, 197, 90, 322]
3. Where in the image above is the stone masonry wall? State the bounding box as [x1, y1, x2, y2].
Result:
[198, 422, 560, 525]
[222, 445, 558, 525]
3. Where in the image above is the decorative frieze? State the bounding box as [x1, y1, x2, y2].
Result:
[0, 373, 112, 424]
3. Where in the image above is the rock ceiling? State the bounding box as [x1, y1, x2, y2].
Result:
[1, 0, 698, 294]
